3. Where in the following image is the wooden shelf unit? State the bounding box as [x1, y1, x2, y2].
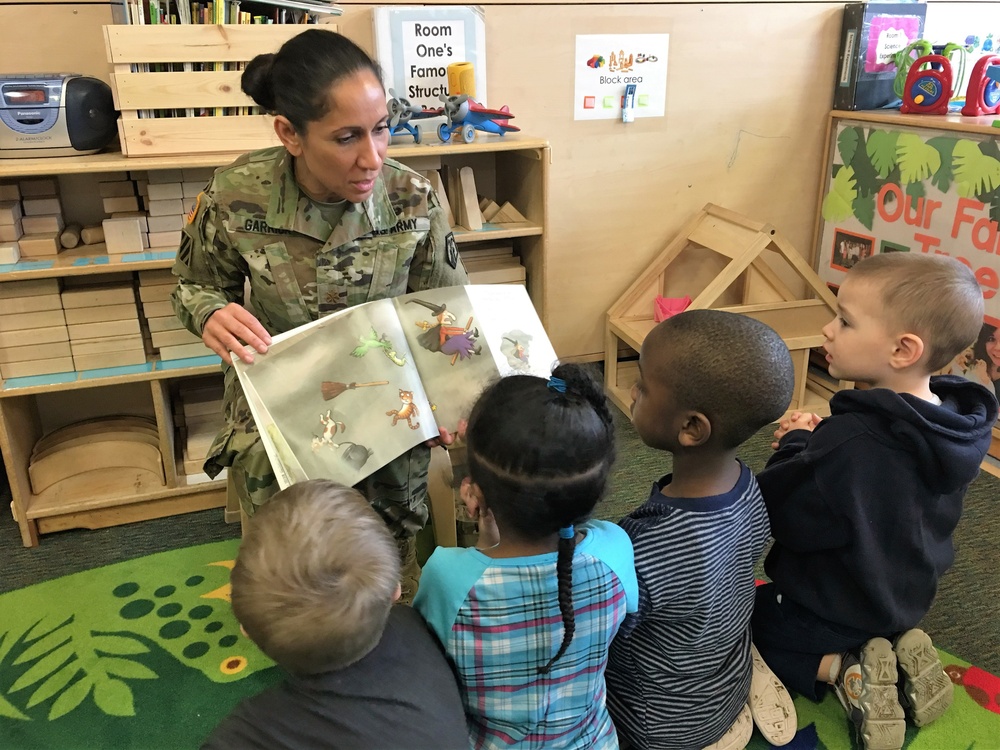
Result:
[1, 136, 549, 546]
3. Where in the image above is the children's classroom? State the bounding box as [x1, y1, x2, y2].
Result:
[1, 0, 999, 748]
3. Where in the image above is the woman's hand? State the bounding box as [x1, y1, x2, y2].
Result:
[771, 411, 822, 449]
[202, 303, 272, 364]
[971, 359, 992, 387]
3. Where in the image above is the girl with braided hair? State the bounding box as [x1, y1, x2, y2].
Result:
[414, 363, 638, 750]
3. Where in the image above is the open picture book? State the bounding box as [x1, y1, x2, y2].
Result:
[232, 285, 558, 490]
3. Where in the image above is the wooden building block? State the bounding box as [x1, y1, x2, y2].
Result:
[32, 430, 160, 462]
[21, 214, 65, 235]
[422, 170, 455, 227]
[146, 198, 185, 217]
[181, 167, 215, 182]
[147, 315, 184, 332]
[81, 225, 105, 245]
[98, 181, 138, 199]
[146, 213, 184, 233]
[34, 416, 157, 456]
[182, 181, 204, 199]
[138, 269, 177, 286]
[0, 309, 66, 332]
[141, 300, 176, 318]
[0, 293, 62, 316]
[0, 242, 18, 264]
[0, 324, 68, 348]
[138, 284, 174, 303]
[68, 318, 141, 340]
[110, 211, 148, 232]
[146, 169, 185, 184]
[62, 284, 135, 309]
[96, 171, 130, 182]
[70, 334, 144, 357]
[102, 195, 140, 214]
[135, 179, 148, 197]
[147, 230, 182, 248]
[72, 349, 147, 371]
[0, 341, 72, 364]
[57, 224, 81, 250]
[0, 201, 23, 225]
[28, 440, 164, 494]
[0, 356, 74, 379]
[64, 303, 138, 325]
[450, 166, 483, 232]
[151, 328, 201, 348]
[22, 197, 62, 217]
[17, 233, 61, 257]
[0, 183, 20, 201]
[101, 217, 144, 255]
[159, 342, 209, 360]
[490, 201, 528, 224]
[0, 278, 59, 299]
[63, 272, 132, 288]
[18, 178, 58, 197]
[0, 219, 23, 242]
[146, 182, 183, 201]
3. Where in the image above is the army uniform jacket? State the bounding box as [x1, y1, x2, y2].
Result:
[171, 146, 468, 513]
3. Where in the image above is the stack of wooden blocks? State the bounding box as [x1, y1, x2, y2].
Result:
[137, 269, 205, 360]
[99, 171, 148, 255]
[174, 378, 225, 482]
[460, 241, 526, 285]
[0, 179, 67, 262]
[62, 275, 145, 371]
[0, 278, 72, 379]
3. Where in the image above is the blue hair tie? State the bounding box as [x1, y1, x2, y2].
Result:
[547, 376, 567, 393]
[559, 525, 575, 539]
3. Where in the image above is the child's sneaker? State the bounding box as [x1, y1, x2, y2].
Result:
[748, 644, 797, 745]
[893, 628, 953, 726]
[832, 639, 905, 750]
[701, 703, 752, 750]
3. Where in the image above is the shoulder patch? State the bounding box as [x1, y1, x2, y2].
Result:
[186, 193, 204, 225]
[445, 232, 458, 269]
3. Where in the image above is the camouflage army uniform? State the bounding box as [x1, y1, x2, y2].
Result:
[172, 146, 468, 539]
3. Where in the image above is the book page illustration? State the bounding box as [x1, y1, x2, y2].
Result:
[235, 299, 436, 489]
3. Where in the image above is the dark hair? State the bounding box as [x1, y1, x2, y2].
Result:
[241, 29, 383, 133]
[645, 309, 795, 448]
[465, 363, 615, 674]
[973, 322, 999, 379]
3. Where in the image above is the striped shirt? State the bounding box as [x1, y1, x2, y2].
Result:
[606, 462, 770, 750]
[414, 520, 639, 750]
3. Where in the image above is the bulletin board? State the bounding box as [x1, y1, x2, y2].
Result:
[814, 111, 1000, 428]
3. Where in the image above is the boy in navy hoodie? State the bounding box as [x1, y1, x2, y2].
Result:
[752, 253, 998, 750]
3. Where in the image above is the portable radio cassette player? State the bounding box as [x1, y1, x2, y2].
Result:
[0, 74, 118, 157]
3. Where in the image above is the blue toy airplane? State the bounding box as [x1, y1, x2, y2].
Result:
[429, 94, 520, 144]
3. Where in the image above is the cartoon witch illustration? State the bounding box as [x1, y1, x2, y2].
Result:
[407, 299, 481, 363]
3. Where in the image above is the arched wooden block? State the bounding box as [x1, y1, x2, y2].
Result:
[29, 440, 164, 495]
[33, 416, 158, 456]
[32, 430, 161, 463]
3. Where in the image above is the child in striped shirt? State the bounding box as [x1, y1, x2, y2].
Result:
[605, 310, 798, 750]
[414, 363, 639, 749]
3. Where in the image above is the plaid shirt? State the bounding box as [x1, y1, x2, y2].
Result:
[414, 520, 638, 749]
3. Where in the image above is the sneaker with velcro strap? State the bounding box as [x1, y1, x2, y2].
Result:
[832, 639, 905, 750]
[893, 628, 954, 727]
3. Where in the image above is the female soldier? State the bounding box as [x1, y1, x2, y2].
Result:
[171, 29, 468, 601]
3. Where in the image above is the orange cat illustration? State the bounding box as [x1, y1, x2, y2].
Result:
[386, 389, 420, 430]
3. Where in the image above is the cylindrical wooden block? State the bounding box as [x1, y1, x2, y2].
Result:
[80, 225, 105, 245]
[60, 223, 82, 249]
[447, 62, 475, 97]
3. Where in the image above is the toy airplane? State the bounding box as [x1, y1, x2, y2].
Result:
[385, 89, 438, 143]
[426, 94, 520, 144]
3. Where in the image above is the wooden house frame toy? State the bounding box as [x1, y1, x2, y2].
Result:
[605, 203, 852, 419]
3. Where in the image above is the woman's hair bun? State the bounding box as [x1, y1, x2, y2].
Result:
[241, 52, 278, 111]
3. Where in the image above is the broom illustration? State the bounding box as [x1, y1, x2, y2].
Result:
[321, 380, 389, 401]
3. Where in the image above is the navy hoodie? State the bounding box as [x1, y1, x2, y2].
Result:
[757, 375, 998, 633]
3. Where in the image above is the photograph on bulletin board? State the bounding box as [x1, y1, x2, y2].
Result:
[815, 117, 1000, 413]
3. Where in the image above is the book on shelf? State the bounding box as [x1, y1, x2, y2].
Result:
[119, 0, 341, 25]
[233, 284, 556, 490]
